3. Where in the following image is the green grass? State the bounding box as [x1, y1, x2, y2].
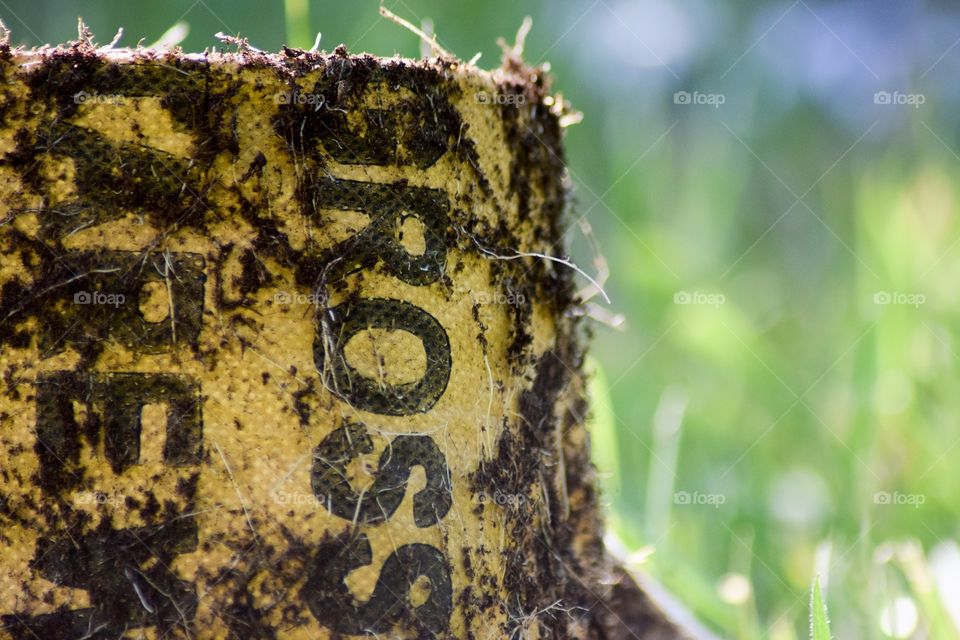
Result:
[582, 134, 960, 637]
[811, 579, 832, 640]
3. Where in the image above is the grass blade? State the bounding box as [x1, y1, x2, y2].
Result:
[810, 577, 832, 640]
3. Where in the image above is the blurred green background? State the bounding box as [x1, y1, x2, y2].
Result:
[3, 0, 959, 637]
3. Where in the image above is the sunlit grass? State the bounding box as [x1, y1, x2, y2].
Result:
[587, 127, 960, 637]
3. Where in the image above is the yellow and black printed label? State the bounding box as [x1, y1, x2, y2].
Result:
[0, 46, 605, 639]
